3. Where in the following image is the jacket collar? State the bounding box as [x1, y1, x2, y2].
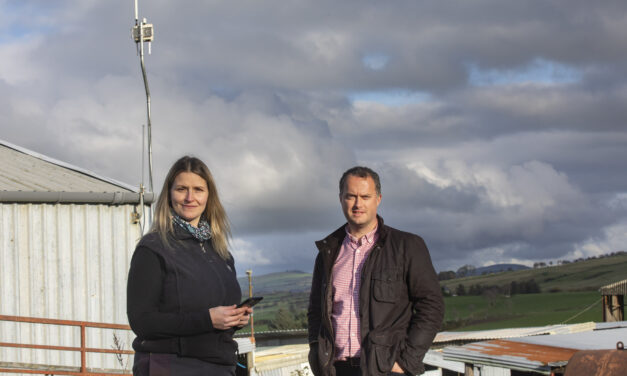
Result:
[316, 215, 388, 254]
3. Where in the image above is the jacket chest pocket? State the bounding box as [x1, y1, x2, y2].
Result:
[372, 268, 402, 303]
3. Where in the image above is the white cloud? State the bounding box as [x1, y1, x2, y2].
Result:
[2, 0, 627, 275]
[231, 238, 272, 266]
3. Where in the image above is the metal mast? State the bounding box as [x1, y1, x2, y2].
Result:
[132, 0, 155, 194]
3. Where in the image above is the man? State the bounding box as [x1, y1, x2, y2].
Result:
[308, 166, 444, 376]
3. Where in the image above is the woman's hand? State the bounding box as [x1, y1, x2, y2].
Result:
[209, 305, 251, 330]
[237, 306, 253, 328]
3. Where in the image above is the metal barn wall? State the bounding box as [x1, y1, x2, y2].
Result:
[0, 203, 143, 371]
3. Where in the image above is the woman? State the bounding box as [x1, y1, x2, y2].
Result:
[127, 156, 251, 376]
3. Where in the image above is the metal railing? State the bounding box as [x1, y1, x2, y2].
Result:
[0, 314, 133, 375]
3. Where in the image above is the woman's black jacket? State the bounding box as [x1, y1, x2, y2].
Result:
[127, 226, 241, 365]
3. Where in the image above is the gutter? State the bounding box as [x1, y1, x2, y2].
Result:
[0, 191, 155, 205]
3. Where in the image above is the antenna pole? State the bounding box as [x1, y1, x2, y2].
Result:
[132, 1, 155, 206]
[139, 34, 154, 194]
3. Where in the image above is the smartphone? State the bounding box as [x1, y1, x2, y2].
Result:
[237, 296, 263, 308]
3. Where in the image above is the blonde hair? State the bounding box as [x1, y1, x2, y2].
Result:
[151, 156, 231, 260]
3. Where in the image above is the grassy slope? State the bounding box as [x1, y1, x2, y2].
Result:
[242, 253, 626, 332]
[440, 253, 627, 292]
[239, 271, 312, 294]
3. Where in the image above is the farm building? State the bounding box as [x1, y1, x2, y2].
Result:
[434, 321, 627, 375]
[0, 139, 153, 372]
[600, 279, 626, 322]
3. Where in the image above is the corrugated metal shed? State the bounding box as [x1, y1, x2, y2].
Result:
[442, 326, 627, 375]
[0, 140, 152, 371]
[600, 279, 627, 296]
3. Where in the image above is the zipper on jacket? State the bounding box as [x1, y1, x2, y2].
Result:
[199, 241, 206, 253]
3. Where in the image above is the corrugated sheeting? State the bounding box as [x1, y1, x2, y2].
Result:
[471, 365, 511, 376]
[423, 350, 465, 373]
[433, 321, 596, 346]
[0, 140, 135, 192]
[513, 327, 627, 350]
[595, 320, 627, 330]
[443, 339, 577, 375]
[254, 344, 311, 375]
[441, 326, 627, 375]
[0, 203, 142, 371]
[600, 279, 627, 296]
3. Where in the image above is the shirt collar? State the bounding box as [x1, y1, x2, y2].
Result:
[344, 225, 378, 247]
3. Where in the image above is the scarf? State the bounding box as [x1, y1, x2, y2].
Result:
[172, 214, 212, 242]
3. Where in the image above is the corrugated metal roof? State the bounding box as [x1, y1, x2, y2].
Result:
[513, 327, 627, 350]
[599, 279, 627, 296]
[235, 337, 254, 354]
[442, 326, 627, 375]
[0, 139, 137, 193]
[443, 340, 578, 374]
[423, 349, 465, 373]
[254, 344, 309, 373]
[594, 320, 627, 330]
[433, 322, 596, 346]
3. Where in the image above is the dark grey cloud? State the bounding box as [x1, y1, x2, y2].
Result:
[2, 0, 627, 274]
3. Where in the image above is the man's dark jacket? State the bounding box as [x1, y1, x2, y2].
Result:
[307, 216, 444, 376]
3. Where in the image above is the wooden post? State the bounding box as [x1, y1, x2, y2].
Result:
[246, 269, 255, 344]
[465, 363, 474, 376]
[603, 295, 625, 322]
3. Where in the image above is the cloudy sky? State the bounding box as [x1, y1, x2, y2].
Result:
[2, 0, 627, 275]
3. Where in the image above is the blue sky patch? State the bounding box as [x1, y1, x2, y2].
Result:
[348, 89, 431, 106]
[468, 58, 582, 86]
[362, 53, 390, 71]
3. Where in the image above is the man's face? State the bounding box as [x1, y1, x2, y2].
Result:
[340, 175, 381, 234]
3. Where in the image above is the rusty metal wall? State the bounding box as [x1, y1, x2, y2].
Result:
[0, 203, 143, 372]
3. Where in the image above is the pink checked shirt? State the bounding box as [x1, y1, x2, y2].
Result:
[331, 225, 379, 360]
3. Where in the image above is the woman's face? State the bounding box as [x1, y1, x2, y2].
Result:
[170, 172, 209, 227]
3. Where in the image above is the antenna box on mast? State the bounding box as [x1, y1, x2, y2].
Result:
[132, 21, 154, 43]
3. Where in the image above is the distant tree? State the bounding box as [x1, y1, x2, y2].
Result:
[510, 281, 519, 295]
[438, 271, 457, 281]
[483, 288, 499, 307]
[469, 284, 483, 295]
[456, 264, 476, 278]
[524, 279, 541, 294]
[455, 284, 466, 296]
[269, 308, 307, 330]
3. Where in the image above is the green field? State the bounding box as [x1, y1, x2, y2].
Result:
[240, 253, 625, 332]
[444, 291, 601, 331]
[248, 290, 604, 332]
[247, 291, 309, 331]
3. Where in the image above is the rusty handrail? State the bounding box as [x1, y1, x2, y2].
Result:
[0, 314, 134, 376]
